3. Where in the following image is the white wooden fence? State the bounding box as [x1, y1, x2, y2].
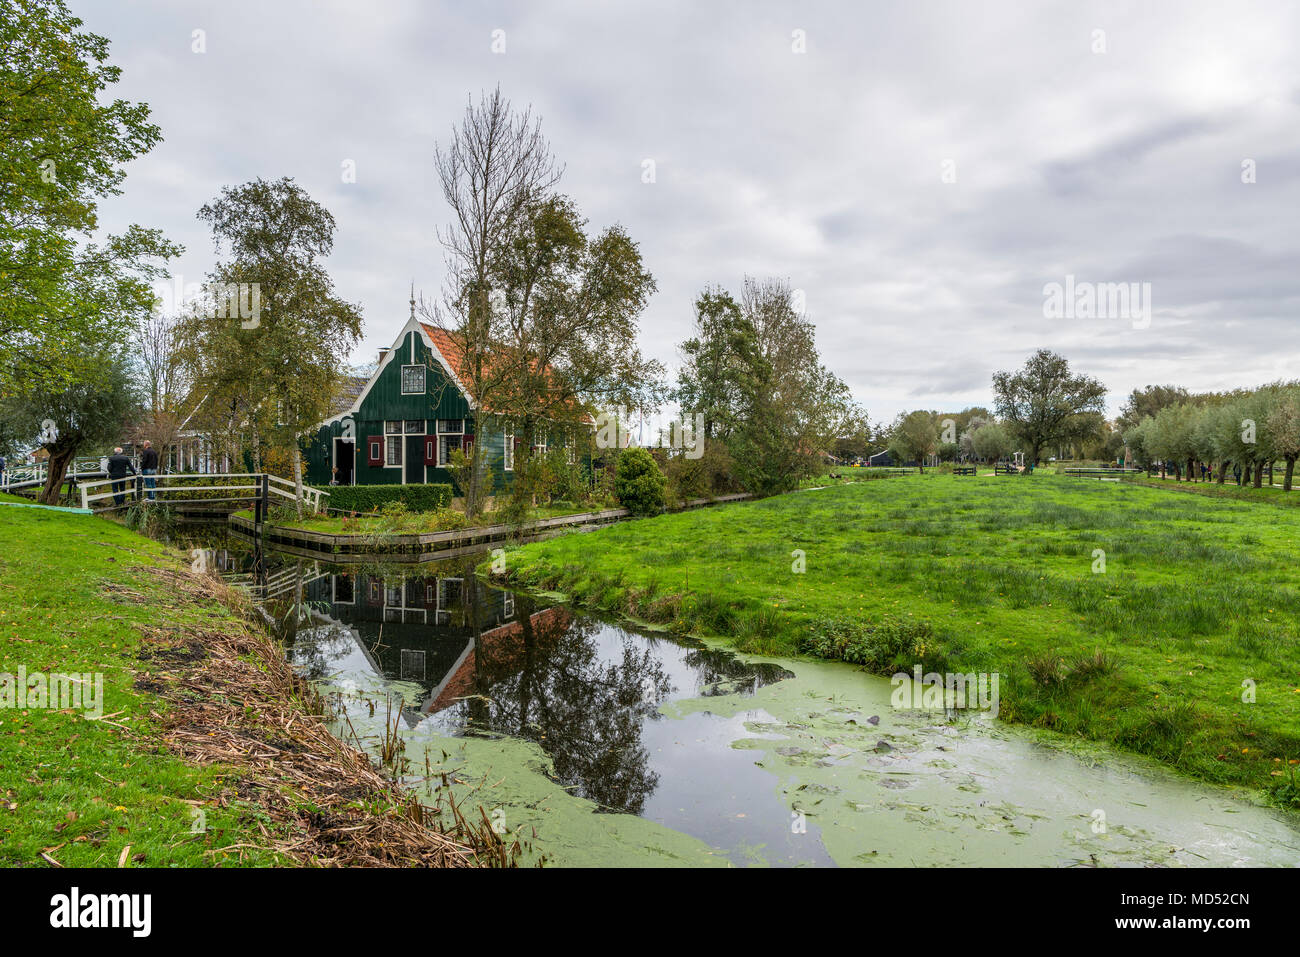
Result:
[77, 472, 329, 513]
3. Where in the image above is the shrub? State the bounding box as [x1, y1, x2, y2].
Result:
[326, 483, 453, 513]
[422, 508, 469, 532]
[1025, 652, 1065, 688]
[614, 447, 666, 516]
[663, 450, 709, 506]
[799, 616, 944, 675]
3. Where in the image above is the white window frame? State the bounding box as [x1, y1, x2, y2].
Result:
[504, 428, 515, 471]
[386, 435, 403, 468]
[436, 419, 464, 467]
[400, 364, 425, 394]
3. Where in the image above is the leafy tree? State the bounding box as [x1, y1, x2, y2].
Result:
[0, 0, 178, 394]
[1265, 385, 1300, 491]
[1117, 384, 1190, 433]
[719, 277, 861, 494]
[673, 287, 752, 442]
[1, 347, 141, 503]
[1148, 403, 1200, 480]
[970, 421, 1012, 463]
[889, 410, 938, 470]
[614, 446, 665, 516]
[991, 349, 1107, 465]
[486, 193, 664, 510]
[178, 177, 362, 512]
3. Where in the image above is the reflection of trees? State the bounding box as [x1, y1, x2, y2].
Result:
[466, 596, 672, 815]
[679, 647, 794, 696]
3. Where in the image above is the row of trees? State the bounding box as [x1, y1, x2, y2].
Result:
[883, 350, 1110, 469]
[1122, 383, 1300, 490]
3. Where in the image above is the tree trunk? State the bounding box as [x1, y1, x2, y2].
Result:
[41, 445, 77, 506]
[1253, 461, 1263, 488]
[1285, 456, 1296, 492]
[293, 438, 305, 518]
[1216, 460, 1226, 484]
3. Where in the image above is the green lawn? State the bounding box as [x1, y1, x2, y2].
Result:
[0, 506, 285, 866]
[497, 473, 1300, 803]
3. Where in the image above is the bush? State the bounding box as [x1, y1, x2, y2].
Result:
[798, 616, 945, 674]
[326, 483, 453, 513]
[614, 447, 666, 516]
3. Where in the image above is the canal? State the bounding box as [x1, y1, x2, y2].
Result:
[190, 526, 1300, 867]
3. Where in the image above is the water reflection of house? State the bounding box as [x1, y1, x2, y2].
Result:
[302, 572, 572, 726]
[422, 605, 572, 717]
[306, 570, 515, 686]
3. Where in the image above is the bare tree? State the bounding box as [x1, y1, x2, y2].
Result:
[130, 312, 192, 465]
[422, 87, 562, 515]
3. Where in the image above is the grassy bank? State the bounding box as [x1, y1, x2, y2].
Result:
[0, 506, 496, 866]
[493, 473, 1300, 804]
[243, 500, 602, 537]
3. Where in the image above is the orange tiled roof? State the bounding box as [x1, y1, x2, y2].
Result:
[419, 322, 592, 423]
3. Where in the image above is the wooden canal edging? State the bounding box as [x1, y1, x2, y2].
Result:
[229, 492, 754, 564]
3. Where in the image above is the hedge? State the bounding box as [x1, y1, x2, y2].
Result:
[325, 483, 453, 513]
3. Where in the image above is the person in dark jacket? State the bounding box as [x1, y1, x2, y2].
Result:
[139, 440, 159, 501]
[107, 447, 135, 506]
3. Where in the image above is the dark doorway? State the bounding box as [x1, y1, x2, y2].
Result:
[405, 434, 424, 484]
[334, 439, 355, 485]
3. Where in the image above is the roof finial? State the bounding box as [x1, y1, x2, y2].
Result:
[409, 281, 416, 321]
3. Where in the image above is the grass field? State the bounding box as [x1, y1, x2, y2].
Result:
[497, 473, 1300, 803]
[0, 506, 285, 866]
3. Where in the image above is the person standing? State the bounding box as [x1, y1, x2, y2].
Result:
[107, 447, 135, 506]
[140, 440, 159, 501]
[0, 453, 6, 488]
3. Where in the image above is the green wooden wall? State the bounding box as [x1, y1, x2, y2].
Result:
[305, 329, 517, 494]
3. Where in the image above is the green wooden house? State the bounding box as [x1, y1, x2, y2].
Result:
[305, 312, 584, 492]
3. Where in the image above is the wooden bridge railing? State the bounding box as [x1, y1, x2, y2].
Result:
[77, 472, 329, 513]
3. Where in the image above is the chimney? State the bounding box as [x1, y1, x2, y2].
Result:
[378, 347, 390, 364]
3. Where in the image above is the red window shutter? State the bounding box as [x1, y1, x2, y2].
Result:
[367, 436, 383, 467]
[462, 436, 473, 455]
[424, 438, 437, 467]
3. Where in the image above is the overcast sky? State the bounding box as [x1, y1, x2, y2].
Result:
[79, 0, 1300, 421]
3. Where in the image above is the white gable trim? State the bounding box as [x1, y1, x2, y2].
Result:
[316, 316, 475, 430]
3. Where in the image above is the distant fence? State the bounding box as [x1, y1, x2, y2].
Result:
[0, 457, 109, 492]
